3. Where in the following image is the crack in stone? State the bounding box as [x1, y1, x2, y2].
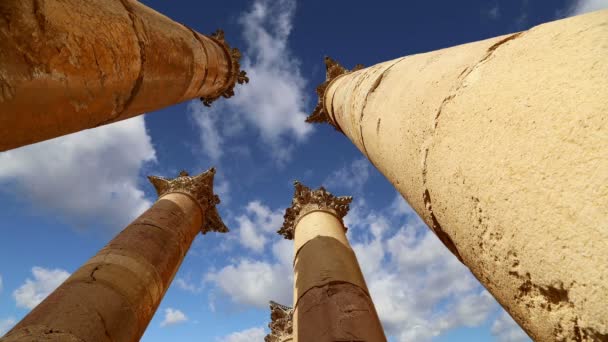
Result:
[90, 265, 101, 281]
[32, 0, 46, 33]
[184, 25, 210, 98]
[294, 280, 372, 311]
[419, 32, 525, 263]
[95, 310, 113, 342]
[97, 0, 147, 127]
[358, 58, 404, 158]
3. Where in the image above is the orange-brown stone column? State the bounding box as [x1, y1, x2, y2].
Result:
[0, 0, 248, 152]
[278, 182, 386, 342]
[0, 169, 228, 342]
[308, 10, 608, 342]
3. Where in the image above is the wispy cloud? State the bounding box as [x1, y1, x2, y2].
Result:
[0, 117, 156, 229]
[0, 318, 16, 336]
[160, 308, 188, 327]
[190, 0, 312, 165]
[346, 200, 514, 341]
[492, 311, 532, 342]
[324, 158, 372, 195]
[217, 326, 266, 342]
[235, 201, 284, 253]
[13, 267, 70, 309]
[566, 0, 608, 15]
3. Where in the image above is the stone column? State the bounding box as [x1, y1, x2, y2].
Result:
[278, 182, 386, 342]
[308, 10, 607, 342]
[0, 169, 228, 342]
[0, 0, 248, 152]
[265, 301, 293, 342]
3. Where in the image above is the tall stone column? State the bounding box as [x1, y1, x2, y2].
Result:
[0, 0, 248, 152]
[278, 182, 386, 342]
[308, 10, 607, 342]
[0, 169, 228, 342]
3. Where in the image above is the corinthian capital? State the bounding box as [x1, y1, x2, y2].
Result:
[265, 301, 293, 342]
[148, 168, 228, 234]
[278, 181, 352, 240]
[307, 56, 364, 129]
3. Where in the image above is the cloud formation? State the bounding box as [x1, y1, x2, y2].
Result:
[217, 326, 266, 342]
[324, 158, 372, 194]
[492, 311, 532, 342]
[568, 0, 608, 15]
[13, 267, 70, 309]
[350, 208, 498, 341]
[0, 318, 16, 336]
[160, 308, 188, 327]
[0, 117, 156, 229]
[235, 201, 284, 253]
[190, 0, 312, 165]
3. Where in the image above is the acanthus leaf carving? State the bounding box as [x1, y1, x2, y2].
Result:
[278, 181, 352, 240]
[148, 168, 228, 234]
[200, 29, 249, 106]
[307, 56, 364, 131]
[265, 301, 293, 342]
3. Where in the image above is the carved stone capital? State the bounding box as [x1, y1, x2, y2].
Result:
[307, 56, 364, 131]
[265, 301, 293, 342]
[278, 181, 352, 240]
[148, 168, 228, 234]
[200, 29, 249, 106]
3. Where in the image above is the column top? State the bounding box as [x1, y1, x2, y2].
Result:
[306, 56, 363, 130]
[265, 301, 293, 342]
[148, 168, 228, 234]
[200, 29, 249, 106]
[278, 181, 352, 240]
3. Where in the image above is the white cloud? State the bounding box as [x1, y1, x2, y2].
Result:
[160, 308, 188, 327]
[0, 117, 156, 229]
[13, 267, 70, 309]
[235, 201, 283, 253]
[349, 205, 499, 342]
[0, 318, 16, 336]
[568, 0, 608, 15]
[190, 0, 312, 165]
[389, 193, 413, 217]
[217, 326, 266, 342]
[205, 257, 292, 308]
[174, 277, 201, 294]
[487, 4, 500, 19]
[324, 158, 372, 194]
[491, 311, 531, 342]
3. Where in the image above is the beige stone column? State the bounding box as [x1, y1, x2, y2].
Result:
[278, 182, 386, 342]
[0, 0, 248, 152]
[308, 10, 608, 342]
[265, 301, 293, 342]
[0, 169, 228, 342]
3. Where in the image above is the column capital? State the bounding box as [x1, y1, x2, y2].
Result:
[306, 56, 363, 130]
[200, 29, 250, 106]
[148, 168, 228, 234]
[265, 301, 293, 342]
[278, 181, 352, 240]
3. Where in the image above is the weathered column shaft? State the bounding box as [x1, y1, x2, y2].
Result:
[279, 183, 386, 342]
[310, 10, 608, 342]
[0, 0, 248, 152]
[1, 169, 228, 342]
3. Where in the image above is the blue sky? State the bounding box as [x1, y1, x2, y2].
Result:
[0, 0, 605, 341]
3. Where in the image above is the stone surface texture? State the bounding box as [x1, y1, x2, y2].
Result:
[282, 183, 387, 342]
[0, 0, 247, 151]
[313, 10, 608, 342]
[0, 169, 226, 342]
